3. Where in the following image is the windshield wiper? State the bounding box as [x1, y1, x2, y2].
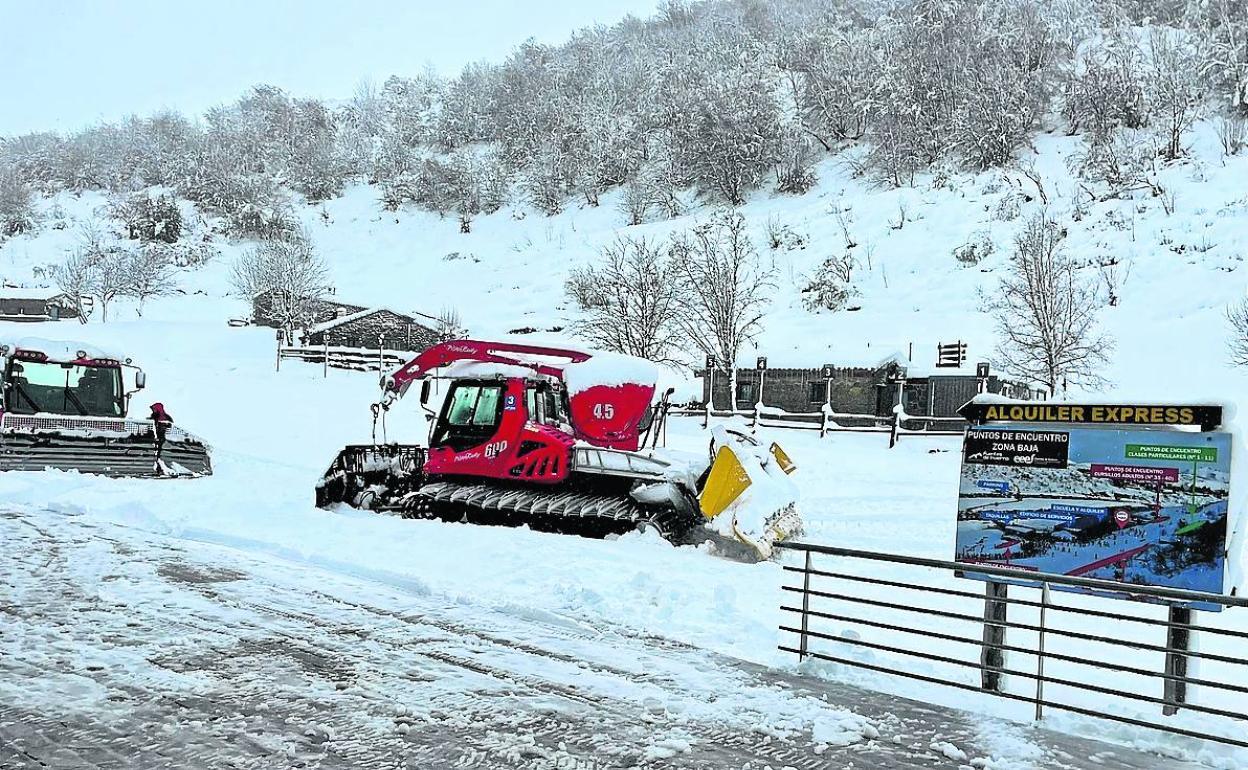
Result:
[7, 382, 43, 413]
[62, 387, 89, 416]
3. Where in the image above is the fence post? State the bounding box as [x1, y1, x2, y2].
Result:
[981, 581, 1008, 693]
[1163, 605, 1193, 715]
[1034, 582, 1049, 721]
[799, 549, 812, 661]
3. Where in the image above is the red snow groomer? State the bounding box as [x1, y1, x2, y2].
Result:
[0, 338, 211, 477]
[316, 339, 800, 558]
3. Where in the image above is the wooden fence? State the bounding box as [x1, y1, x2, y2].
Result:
[277, 344, 409, 374]
[670, 403, 966, 447]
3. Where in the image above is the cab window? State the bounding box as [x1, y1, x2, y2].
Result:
[433, 383, 504, 452]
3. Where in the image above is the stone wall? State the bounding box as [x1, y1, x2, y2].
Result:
[306, 310, 439, 352]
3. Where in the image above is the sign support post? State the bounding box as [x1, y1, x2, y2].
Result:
[1163, 606, 1192, 715]
[981, 581, 1008, 693]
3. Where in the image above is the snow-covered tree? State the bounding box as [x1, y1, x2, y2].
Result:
[1146, 27, 1204, 160]
[123, 245, 178, 316]
[229, 236, 333, 343]
[1227, 298, 1248, 366]
[985, 213, 1113, 395]
[669, 211, 775, 406]
[566, 236, 683, 364]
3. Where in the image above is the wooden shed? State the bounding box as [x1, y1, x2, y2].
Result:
[304, 308, 440, 352]
[702, 353, 1043, 420]
[0, 288, 77, 322]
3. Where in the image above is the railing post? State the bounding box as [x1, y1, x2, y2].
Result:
[981, 581, 1008, 693]
[1035, 582, 1049, 721]
[799, 549, 812, 661]
[1163, 605, 1193, 716]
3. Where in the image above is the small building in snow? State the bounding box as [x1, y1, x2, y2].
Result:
[0, 288, 77, 322]
[304, 308, 440, 352]
[700, 350, 1044, 422]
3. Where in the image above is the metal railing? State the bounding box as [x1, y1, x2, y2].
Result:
[777, 541, 1248, 749]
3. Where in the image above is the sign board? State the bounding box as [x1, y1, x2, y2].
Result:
[976, 362, 990, 379]
[820, 364, 834, 380]
[959, 402, 1224, 430]
[975, 479, 1012, 494]
[937, 341, 967, 368]
[705, 354, 717, 369]
[756, 356, 768, 371]
[956, 423, 1231, 608]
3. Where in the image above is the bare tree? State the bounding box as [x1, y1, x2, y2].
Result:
[124, 245, 178, 316]
[565, 236, 683, 364]
[668, 211, 775, 407]
[1227, 299, 1248, 366]
[229, 237, 332, 343]
[985, 213, 1113, 396]
[1146, 27, 1203, 161]
[52, 250, 95, 324]
[433, 306, 467, 342]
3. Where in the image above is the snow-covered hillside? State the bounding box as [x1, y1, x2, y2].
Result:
[3, 115, 1246, 396]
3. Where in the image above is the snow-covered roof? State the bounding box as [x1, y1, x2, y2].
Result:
[307, 307, 413, 335]
[0, 286, 66, 301]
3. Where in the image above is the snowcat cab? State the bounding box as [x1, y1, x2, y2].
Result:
[0, 338, 211, 477]
[316, 339, 800, 559]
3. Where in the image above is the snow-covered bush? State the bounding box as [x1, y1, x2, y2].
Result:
[778, 26, 879, 147]
[0, 167, 37, 236]
[801, 254, 858, 312]
[111, 192, 182, 243]
[953, 232, 996, 266]
[1192, 0, 1248, 115]
[1227, 298, 1248, 366]
[1061, 32, 1147, 142]
[774, 125, 820, 194]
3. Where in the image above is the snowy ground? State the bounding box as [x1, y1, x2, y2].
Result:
[0, 503, 1213, 770]
[0, 310, 1245, 768]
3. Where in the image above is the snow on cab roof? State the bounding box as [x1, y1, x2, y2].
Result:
[429, 340, 659, 394]
[0, 337, 122, 362]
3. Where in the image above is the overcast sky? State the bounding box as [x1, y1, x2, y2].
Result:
[0, 0, 661, 136]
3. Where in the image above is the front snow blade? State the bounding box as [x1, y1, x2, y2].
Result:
[316, 444, 425, 509]
[0, 431, 211, 478]
[697, 427, 801, 560]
